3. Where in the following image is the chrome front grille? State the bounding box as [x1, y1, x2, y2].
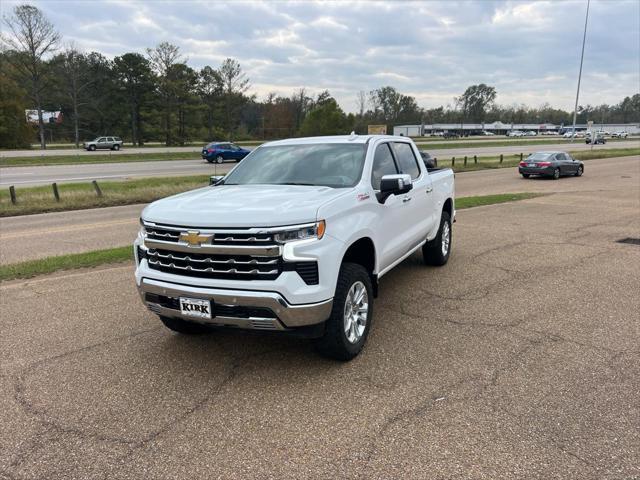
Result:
[142, 222, 317, 283]
[147, 248, 281, 280]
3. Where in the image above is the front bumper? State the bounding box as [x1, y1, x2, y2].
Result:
[137, 277, 333, 331]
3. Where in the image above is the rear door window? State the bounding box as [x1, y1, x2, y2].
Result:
[391, 142, 421, 179]
[371, 143, 398, 190]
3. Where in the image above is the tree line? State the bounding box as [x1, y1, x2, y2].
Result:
[1, 4, 638, 149]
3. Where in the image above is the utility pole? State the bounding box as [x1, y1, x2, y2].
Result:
[570, 0, 590, 143]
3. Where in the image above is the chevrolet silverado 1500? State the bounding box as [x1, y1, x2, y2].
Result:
[135, 135, 455, 360]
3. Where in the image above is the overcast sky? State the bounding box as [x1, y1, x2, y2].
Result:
[2, 0, 638, 112]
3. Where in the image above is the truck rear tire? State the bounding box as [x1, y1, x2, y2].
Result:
[423, 211, 452, 266]
[315, 263, 373, 361]
[159, 315, 210, 334]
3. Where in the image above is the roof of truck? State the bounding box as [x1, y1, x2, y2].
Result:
[264, 134, 409, 146]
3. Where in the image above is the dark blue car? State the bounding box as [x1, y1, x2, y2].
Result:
[201, 142, 250, 164]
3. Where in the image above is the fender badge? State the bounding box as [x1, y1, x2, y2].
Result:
[357, 193, 370, 201]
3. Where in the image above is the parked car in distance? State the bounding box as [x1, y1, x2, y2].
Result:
[518, 151, 584, 179]
[541, 130, 558, 135]
[135, 135, 455, 360]
[442, 131, 459, 139]
[563, 131, 586, 138]
[611, 131, 628, 138]
[202, 142, 251, 163]
[525, 130, 538, 136]
[83, 136, 123, 151]
[586, 133, 606, 145]
[481, 131, 495, 136]
[507, 130, 525, 137]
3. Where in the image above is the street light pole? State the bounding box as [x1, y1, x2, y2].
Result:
[570, 0, 590, 143]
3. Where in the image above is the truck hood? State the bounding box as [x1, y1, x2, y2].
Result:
[142, 184, 353, 228]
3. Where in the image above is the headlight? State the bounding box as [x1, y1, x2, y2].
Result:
[273, 220, 325, 243]
[138, 219, 147, 239]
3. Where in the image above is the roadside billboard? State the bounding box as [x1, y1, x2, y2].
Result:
[367, 124, 387, 135]
[25, 110, 63, 124]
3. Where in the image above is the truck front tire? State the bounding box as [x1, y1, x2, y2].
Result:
[423, 211, 452, 266]
[159, 315, 210, 334]
[316, 263, 373, 361]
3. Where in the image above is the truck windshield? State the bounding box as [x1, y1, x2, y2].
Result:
[222, 143, 367, 188]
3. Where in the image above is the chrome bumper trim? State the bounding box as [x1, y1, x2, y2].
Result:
[146, 302, 286, 331]
[144, 238, 282, 257]
[138, 278, 332, 328]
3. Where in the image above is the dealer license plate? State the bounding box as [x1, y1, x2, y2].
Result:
[179, 297, 212, 319]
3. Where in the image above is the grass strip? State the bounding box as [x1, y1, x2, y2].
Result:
[0, 151, 203, 167]
[1, 175, 210, 217]
[456, 192, 545, 209]
[0, 193, 545, 281]
[0, 246, 133, 282]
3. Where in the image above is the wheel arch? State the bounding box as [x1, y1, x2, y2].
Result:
[341, 237, 378, 297]
[443, 197, 453, 220]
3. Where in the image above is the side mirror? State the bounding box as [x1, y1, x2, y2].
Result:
[377, 174, 413, 203]
[210, 175, 225, 186]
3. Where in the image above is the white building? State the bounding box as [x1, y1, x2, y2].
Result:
[393, 121, 640, 136]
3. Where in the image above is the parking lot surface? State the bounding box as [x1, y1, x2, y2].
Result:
[1, 174, 638, 478]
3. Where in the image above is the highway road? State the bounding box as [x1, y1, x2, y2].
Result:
[1, 155, 638, 265]
[2, 178, 638, 478]
[1, 140, 637, 186]
[0, 137, 626, 158]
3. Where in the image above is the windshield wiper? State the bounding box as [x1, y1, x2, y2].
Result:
[278, 182, 315, 186]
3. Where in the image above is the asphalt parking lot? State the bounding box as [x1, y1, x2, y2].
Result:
[1, 170, 638, 478]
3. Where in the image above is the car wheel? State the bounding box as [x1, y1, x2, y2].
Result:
[423, 211, 452, 266]
[315, 263, 373, 361]
[89, 145, 96, 151]
[113, 144, 120, 151]
[216, 155, 224, 164]
[159, 315, 210, 334]
[575, 166, 584, 177]
[552, 168, 560, 180]
[522, 173, 530, 178]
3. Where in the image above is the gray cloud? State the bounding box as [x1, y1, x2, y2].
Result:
[2, 0, 638, 111]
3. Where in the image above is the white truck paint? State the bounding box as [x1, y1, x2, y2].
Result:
[134, 135, 455, 359]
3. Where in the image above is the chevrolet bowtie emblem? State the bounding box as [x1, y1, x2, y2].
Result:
[180, 230, 212, 246]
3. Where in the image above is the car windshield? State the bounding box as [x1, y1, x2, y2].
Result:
[222, 143, 367, 188]
[527, 153, 553, 161]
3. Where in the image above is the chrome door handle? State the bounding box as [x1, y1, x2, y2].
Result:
[402, 197, 412, 203]
[426, 187, 433, 193]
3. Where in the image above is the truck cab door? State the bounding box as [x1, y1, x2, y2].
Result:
[390, 142, 437, 246]
[370, 143, 416, 271]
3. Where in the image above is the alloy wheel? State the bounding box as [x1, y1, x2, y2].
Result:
[343, 281, 368, 344]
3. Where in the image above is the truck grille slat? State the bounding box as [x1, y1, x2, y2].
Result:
[146, 248, 281, 280]
[143, 224, 275, 246]
[151, 250, 278, 265]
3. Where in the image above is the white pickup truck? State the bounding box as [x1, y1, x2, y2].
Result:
[134, 135, 455, 360]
